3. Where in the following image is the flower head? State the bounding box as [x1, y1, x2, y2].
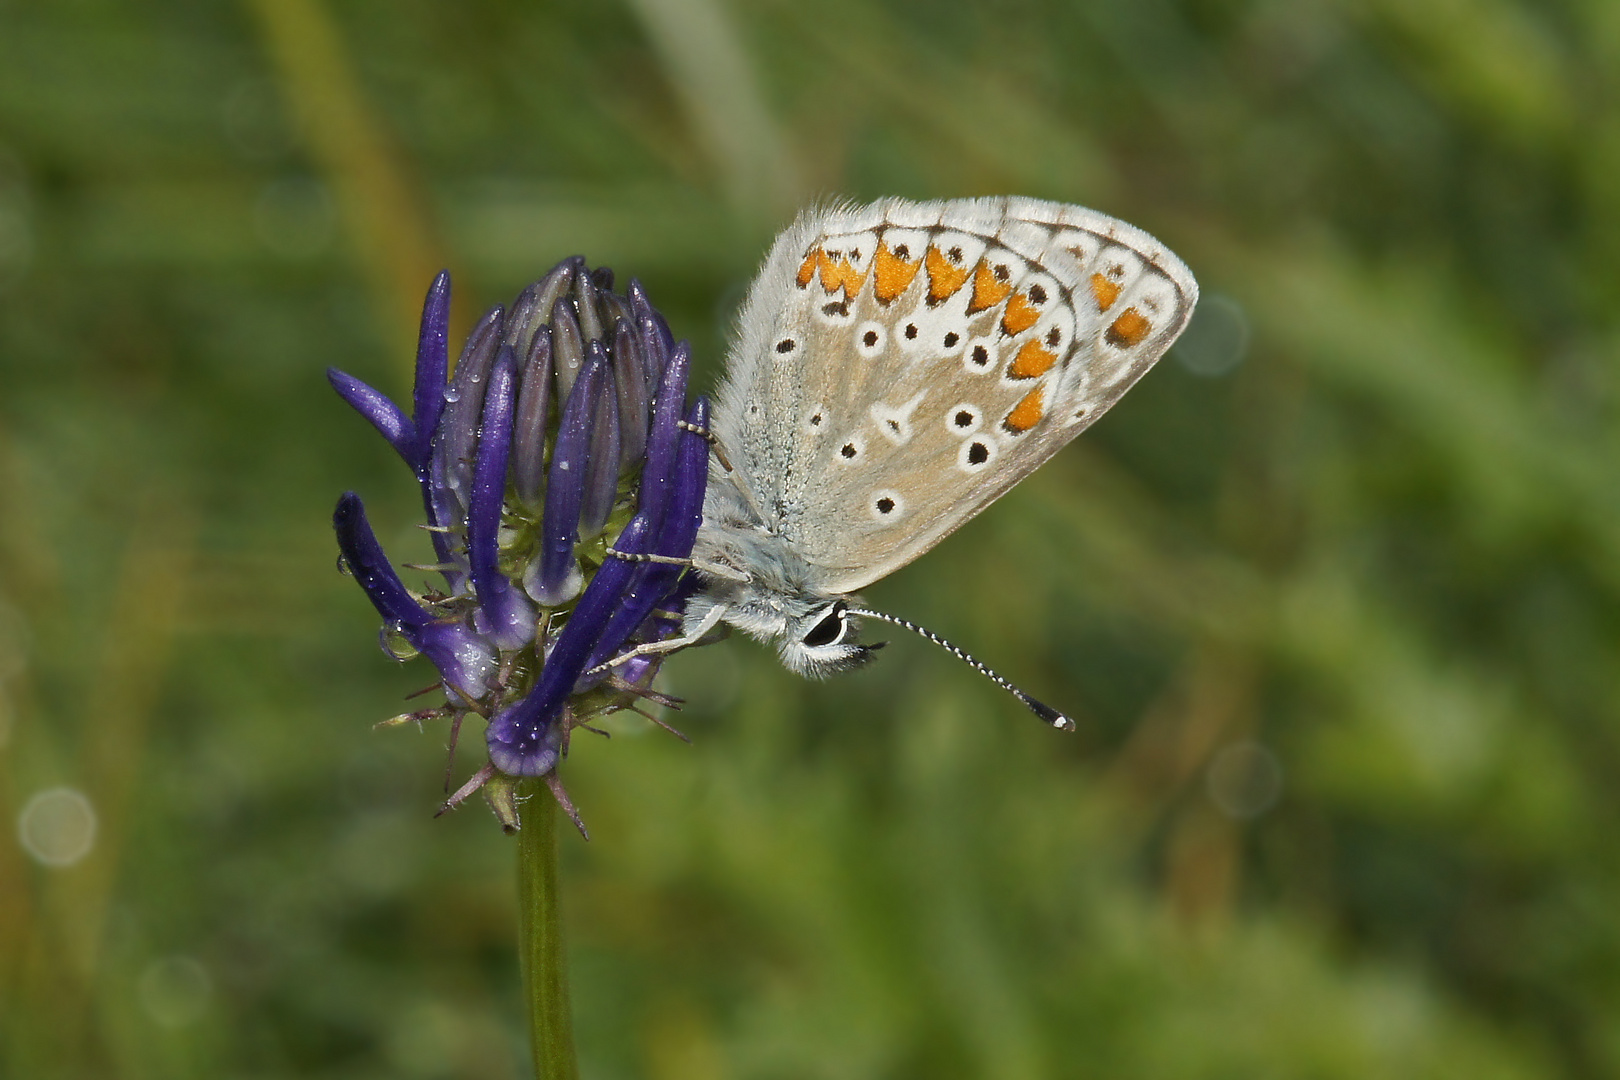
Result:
[330, 261, 708, 825]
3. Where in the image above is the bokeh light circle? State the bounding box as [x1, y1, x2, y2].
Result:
[17, 786, 97, 867]
[138, 956, 212, 1028]
[1206, 740, 1283, 820]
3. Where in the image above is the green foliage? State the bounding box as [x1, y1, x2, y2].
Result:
[0, 0, 1613, 1076]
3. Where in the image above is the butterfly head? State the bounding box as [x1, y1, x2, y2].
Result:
[779, 599, 885, 678]
[686, 580, 885, 679]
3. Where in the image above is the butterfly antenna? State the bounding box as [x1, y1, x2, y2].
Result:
[847, 608, 1076, 732]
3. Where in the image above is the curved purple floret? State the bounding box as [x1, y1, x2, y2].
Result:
[486, 513, 659, 776]
[328, 369, 416, 463]
[333, 492, 495, 698]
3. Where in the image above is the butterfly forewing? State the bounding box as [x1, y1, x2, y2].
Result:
[713, 196, 1197, 596]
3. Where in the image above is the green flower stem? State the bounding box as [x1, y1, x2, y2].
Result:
[517, 783, 579, 1080]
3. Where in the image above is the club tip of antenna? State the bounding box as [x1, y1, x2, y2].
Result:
[1024, 696, 1077, 733]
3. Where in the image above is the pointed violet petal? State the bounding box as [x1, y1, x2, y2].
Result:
[512, 325, 553, 507]
[487, 513, 657, 777]
[432, 304, 505, 521]
[611, 317, 650, 471]
[328, 369, 415, 463]
[412, 270, 451, 466]
[467, 345, 535, 650]
[579, 341, 622, 538]
[637, 340, 691, 526]
[581, 396, 710, 675]
[528, 344, 606, 605]
[333, 492, 495, 697]
[550, 297, 586, 406]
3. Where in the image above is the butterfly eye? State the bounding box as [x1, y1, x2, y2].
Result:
[802, 603, 848, 648]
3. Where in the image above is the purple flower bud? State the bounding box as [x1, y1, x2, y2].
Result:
[663, 396, 710, 555]
[528, 343, 607, 606]
[611, 318, 650, 471]
[630, 280, 674, 395]
[467, 345, 535, 650]
[579, 342, 622, 538]
[637, 341, 692, 526]
[549, 298, 586, 406]
[433, 305, 506, 520]
[574, 264, 606, 344]
[333, 492, 495, 698]
[512, 325, 553, 507]
[412, 270, 452, 467]
[401, 272, 462, 582]
[328, 368, 415, 463]
[599, 289, 632, 328]
[504, 259, 577, 361]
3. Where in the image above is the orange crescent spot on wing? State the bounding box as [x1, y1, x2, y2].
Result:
[1001, 291, 1041, 335]
[1003, 385, 1046, 433]
[1007, 339, 1058, 379]
[925, 245, 971, 303]
[817, 251, 867, 299]
[1090, 272, 1122, 311]
[815, 251, 840, 293]
[1105, 307, 1152, 348]
[797, 250, 820, 289]
[968, 259, 1014, 313]
[872, 242, 921, 303]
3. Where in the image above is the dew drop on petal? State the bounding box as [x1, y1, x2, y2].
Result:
[380, 623, 420, 661]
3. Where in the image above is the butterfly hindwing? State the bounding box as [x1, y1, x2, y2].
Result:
[711, 197, 1198, 596]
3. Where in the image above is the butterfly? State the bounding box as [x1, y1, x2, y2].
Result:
[634, 197, 1197, 729]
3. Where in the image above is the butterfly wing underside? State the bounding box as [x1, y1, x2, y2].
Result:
[713, 196, 1198, 597]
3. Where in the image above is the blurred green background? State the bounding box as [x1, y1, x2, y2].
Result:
[3, 0, 1616, 1077]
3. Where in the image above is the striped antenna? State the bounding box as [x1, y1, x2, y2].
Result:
[848, 608, 1076, 732]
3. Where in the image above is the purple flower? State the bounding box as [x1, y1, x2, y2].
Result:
[330, 261, 707, 812]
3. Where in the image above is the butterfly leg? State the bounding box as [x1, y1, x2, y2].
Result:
[582, 602, 729, 676]
[602, 547, 751, 582]
[676, 419, 734, 472]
